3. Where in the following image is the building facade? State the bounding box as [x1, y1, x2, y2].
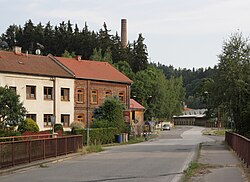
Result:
[0, 48, 133, 130]
[54, 56, 132, 127]
[129, 99, 145, 136]
[0, 49, 74, 131]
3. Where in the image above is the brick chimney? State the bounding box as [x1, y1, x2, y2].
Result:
[121, 19, 127, 48]
[13, 46, 22, 55]
[76, 55, 81, 61]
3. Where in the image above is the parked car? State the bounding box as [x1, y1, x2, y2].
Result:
[162, 124, 170, 130]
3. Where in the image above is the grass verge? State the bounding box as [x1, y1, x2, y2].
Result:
[203, 128, 231, 136]
[79, 145, 104, 155]
[183, 143, 201, 182]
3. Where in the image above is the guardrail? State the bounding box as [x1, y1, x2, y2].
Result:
[0, 135, 83, 169]
[225, 131, 250, 167]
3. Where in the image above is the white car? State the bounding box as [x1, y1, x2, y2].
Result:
[162, 124, 170, 130]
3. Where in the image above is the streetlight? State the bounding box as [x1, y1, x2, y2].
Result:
[50, 115, 56, 137]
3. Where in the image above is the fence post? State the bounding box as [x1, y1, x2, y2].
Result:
[12, 141, 14, 167]
[29, 140, 31, 163]
[55, 137, 58, 157]
[43, 139, 45, 160]
[247, 141, 249, 168]
[65, 137, 67, 155]
[74, 137, 76, 152]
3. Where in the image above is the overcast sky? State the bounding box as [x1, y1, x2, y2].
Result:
[1, 0, 250, 69]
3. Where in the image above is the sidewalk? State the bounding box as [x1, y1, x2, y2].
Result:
[189, 136, 249, 182]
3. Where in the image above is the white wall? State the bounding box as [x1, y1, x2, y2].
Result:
[0, 73, 74, 131]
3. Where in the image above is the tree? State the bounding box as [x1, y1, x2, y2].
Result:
[131, 66, 184, 120]
[90, 48, 103, 61]
[18, 118, 39, 133]
[92, 96, 126, 133]
[212, 32, 250, 134]
[0, 86, 27, 128]
[90, 47, 113, 64]
[130, 34, 148, 72]
[114, 61, 135, 80]
[62, 50, 76, 58]
[22, 19, 36, 53]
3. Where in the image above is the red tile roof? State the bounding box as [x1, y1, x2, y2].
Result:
[54, 57, 132, 84]
[130, 99, 145, 110]
[0, 51, 73, 78]
[184, 107, 192, 111]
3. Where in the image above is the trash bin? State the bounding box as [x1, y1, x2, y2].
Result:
[115, 134, 122, 143]
[122, 133, 128, 142]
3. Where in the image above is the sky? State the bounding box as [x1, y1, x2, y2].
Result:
[1, 0, 250, 69]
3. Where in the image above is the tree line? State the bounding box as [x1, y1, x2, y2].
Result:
[0, 19, 185, 122]
[0, 19, 148, 73]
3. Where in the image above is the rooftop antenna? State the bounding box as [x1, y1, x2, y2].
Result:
[0, 39, 9, 49]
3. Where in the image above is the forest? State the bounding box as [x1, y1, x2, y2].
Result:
[1, 20, 249, 135]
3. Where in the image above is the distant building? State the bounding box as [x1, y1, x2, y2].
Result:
[173, 106, 209, 126]
[129, 99, 145, 136]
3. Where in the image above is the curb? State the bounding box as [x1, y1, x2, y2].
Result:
[171, 143, 201, 182]
[0, 152, 81, 176]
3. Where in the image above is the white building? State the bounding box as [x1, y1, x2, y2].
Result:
[0, 48, 74, 131]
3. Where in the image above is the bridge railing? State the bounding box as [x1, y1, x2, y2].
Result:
[225, 131, 250, 167]
[0, 135, 83, 169]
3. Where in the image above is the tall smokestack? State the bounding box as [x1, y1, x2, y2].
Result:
[121, 19, 127, 48]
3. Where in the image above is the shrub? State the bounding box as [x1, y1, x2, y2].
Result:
[0, 129, 21, 142]
[54, 123, 63, 132]
[91, 119, 109, 128]
[92, 96, 126, 133]
[18, 118, 39, 133]
[73, 127, 119, 145]
[70, 121, 84, 130]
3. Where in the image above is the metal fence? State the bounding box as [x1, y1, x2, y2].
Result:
[0, 135, 83, 169]
[225, 131, 250, 167]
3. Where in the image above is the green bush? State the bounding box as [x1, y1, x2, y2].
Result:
[73, 127, 119, 145]
[0, 129, 21, 142]
[70, 121, 84, 134]
[18, 118, 39, 133]
[54, 123, 63, 132]
[91, 119, 109, 128]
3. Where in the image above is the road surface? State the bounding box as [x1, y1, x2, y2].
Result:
[1, 126, 214, 182]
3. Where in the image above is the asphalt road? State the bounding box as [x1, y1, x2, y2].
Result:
[0, 126, 214, 182]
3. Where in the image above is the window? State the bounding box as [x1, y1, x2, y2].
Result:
[61, 114, 70, 127]
[91, 90, 98, 104]
[76, 88, 84, 103]
[105, 90, 112, 98]
[76, 114, 85, 126]
[61, 88, 70, 101]
[9, 86, 16, 94]
[26, 86, 36, 99]
[44, 87, 53, 100]
[119, 92, 125, 102]
[44, 114, 53, 126]
[26, 114, 36, 122]
[132, 111, 135, 121]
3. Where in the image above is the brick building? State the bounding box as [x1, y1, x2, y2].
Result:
[53, 56, 132, 127]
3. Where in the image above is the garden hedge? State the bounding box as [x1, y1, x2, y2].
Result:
[73, 127, 119, 145]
